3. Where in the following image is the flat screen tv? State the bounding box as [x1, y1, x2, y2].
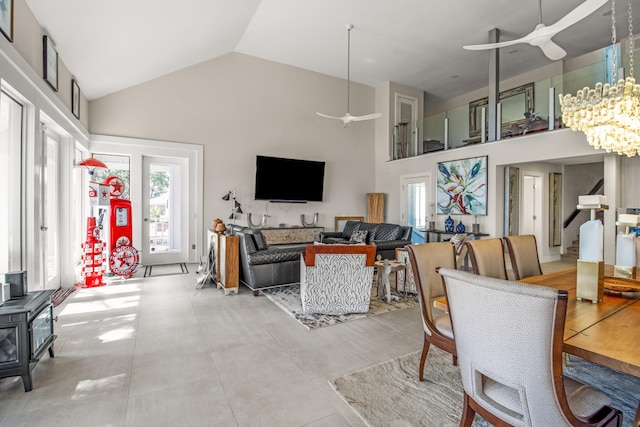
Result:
[254, 155, 325, 203]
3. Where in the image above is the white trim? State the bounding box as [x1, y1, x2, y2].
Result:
[91, 134, 204, 263]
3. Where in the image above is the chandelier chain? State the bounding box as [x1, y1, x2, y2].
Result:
[629, 0, 634, 77]
[613, 0, 617, 83]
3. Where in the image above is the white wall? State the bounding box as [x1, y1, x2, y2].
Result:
[89, 53, 377, 237]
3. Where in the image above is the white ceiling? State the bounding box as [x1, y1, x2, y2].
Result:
[24, 0, 633, 101]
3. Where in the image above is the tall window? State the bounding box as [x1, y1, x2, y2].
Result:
[0, 91, 24, 273]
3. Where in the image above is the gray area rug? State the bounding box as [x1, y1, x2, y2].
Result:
[262, 285, 417, 329]
[331, 347, 640, 427]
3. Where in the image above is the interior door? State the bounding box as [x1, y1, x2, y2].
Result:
[141, 156, 188, 265]
[401, 174, 431, 243]
[522, 174, 543, 254]
[42, 128, 60, 290]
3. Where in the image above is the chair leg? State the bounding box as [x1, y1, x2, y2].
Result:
[419, 336, 430, 381]
[452, 355, 458, 366]
[460, 392, 475, 427]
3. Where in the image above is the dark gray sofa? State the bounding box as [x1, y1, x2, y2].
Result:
[231, 226, 305, 295]
[319, 220, 412, 260]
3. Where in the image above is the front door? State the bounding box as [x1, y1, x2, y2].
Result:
[141, 156, 188, 266]
[401, 174, 431, 243]
[42, 128, 60, 290]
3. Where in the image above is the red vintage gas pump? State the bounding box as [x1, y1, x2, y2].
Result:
[104, 176, 139, 278]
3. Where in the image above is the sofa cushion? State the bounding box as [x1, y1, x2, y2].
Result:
[246, 247, 302, 266]
[350, 230, 368, 243]
[374, 223, 403, 241]
[342, 221, 362, 239]
[358, 222, 380, 243]
[245, 228, 269, 251]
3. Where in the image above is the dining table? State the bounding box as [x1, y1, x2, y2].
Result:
[435, 266, 640, 426]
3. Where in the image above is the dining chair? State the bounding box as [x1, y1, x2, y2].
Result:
[406, 242, 457, 381]
[438, 267, 622, 427]
[465, 238, 508, 279]
[503, 234, 543, 280]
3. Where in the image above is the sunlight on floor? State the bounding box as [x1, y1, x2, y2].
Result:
[72, 373, 128, 400]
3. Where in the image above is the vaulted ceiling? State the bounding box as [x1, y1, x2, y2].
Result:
[25, 0, 632, 101]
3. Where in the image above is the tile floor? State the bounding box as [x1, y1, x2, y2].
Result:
[0, 260, 576, 427]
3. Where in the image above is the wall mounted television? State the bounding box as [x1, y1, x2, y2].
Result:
[254, 155, 325, 203]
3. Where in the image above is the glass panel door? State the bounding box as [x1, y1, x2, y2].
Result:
[42, 129, 60, 290]
[401, 174, 431, 243]
[141, 156, 188, 265]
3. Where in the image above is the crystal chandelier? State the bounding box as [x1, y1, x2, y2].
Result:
[559, 0, 640, 157]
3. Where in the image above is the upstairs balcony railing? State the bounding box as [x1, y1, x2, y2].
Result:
[389, 56, 610, 160]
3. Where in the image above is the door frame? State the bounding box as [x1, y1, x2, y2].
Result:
[400, 172, 432, 242]
[90, 135, 204, 265]
[521, 171, 544, 259]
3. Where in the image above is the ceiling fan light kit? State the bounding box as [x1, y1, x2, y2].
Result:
[463, 0, 609, 60]
[316, 24, 382, 127]
[560, 0, 640, 157]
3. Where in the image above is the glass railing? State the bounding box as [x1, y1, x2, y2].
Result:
[389, 58, 609, 161]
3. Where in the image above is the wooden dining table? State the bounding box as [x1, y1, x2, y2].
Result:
[436, 266, 640, 426]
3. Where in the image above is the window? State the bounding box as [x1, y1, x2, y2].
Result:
[0, 91, 24, 273]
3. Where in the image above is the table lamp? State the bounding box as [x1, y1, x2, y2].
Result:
[614, 213, 639, 279]
[576, 195, 608, 303]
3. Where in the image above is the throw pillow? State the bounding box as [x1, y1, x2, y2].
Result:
[350, 230, 368, 244]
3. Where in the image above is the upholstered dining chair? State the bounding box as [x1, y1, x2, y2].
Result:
[406, 242, 457, 381]
[438, 267, 622, 427]
[465, 238, 508, 279]
[503, 234, 543, 280]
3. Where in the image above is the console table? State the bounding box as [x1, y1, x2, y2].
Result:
[421, 228, 489, 243]
[260, 227, 323, 245]
[0, 290, 56, 391]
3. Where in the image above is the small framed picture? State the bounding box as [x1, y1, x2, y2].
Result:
[71, 79, 80, 119]
[0, 0, 13, 42]
[43, 35, 58, 91]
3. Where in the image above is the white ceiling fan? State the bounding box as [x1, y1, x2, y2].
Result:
[317, 24, 382, 127]
[463, 0, 609, 61]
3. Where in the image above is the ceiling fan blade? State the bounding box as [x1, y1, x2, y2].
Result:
[539, 39, 567, 60]
[546, 0, 608, 34]
[463, 37, 529, 52]
[316, 112, 344, 120]
[349, 113, 383, 122]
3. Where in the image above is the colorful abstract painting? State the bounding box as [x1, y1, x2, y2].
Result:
[437, 156, 487, 215]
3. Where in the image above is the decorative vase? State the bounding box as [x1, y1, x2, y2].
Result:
[444, 216, 454, 232]
[456, 221, 466, 233]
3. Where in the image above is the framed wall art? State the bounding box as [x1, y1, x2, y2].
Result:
[334, 216, 364, 232]
[43, 35, 58, 91]
[437, 155, 487, 215]
[0, 0, 13, 42]
[71, 79, 80, 119]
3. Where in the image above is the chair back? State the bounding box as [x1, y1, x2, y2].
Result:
[466, 238, 508, 279]
[407, 242, 456, 327]
[439, 268, 573, 426]
[503, 234, 543, 280]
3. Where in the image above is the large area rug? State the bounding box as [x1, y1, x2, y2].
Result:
[331, 347, 640, 427]
[262, 285, 417, 329]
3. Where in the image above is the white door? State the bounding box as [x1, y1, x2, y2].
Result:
[141, 156, 189, 265]
[42, 128, 61, 290]
[522, 174, 543, 252]
[401, 174, 431, 243]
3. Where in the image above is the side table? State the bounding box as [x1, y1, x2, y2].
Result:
[374, 258, 406, 304]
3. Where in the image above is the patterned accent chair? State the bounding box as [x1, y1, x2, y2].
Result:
[395, 248, 415, 294]
[300, 244, 377, 315]
[466, 238, 508, 279]
[503, 234, 543, 280]
[438, 268, 622, 427]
